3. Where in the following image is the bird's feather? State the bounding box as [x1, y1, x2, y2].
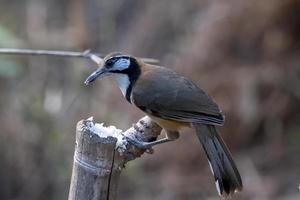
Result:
[132, 65, 224, 126]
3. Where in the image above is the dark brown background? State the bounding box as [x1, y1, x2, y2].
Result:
[0, 0, 299, 199]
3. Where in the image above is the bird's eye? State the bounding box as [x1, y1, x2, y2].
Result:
[106, 59, 115, 67]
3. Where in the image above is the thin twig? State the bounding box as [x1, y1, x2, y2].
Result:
[0, 48, 159, 64]
[0, 48, 104, 65]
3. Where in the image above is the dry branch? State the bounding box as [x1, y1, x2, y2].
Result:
[68, 116, 162, 200]
[0, 48, 159, 64]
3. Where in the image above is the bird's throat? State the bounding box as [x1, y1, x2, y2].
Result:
[113, 74, 131, 101]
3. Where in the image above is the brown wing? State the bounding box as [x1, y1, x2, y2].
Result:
[132, 65, 225, 126]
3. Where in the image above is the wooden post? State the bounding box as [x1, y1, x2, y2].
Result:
[68, 116, 162, 200]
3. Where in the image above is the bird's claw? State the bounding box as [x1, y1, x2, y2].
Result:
[125, 136, 154, 153]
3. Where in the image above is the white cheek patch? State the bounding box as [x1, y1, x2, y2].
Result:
[113, 58, 130, 71]
[112, 74, 130, 97]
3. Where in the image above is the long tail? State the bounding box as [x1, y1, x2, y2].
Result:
[193, 123, 243, 198]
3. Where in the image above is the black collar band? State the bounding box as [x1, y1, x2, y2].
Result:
[123, 58, 141, 103]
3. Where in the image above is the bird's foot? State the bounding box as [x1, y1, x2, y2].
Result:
[125, 136, 154, 153]
[126, 136, 172, 152]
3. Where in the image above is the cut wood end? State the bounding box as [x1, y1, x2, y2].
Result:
[83, 117, 128, 153]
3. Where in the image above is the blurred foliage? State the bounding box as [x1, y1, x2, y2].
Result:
[0, 24, 23, 78]
[0, 24, 23, 47]
[0, 0, 300, 200]
[0, 58, 20, 77]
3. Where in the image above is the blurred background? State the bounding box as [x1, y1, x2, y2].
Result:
[0, 0, 299, 199]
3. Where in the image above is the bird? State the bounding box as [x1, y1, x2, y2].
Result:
[84, 52, 243, 198]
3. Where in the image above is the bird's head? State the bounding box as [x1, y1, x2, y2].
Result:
[84, 52, 131, 84]
[84, 52, 141, 100]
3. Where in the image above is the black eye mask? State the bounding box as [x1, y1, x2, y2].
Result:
[105, 59, 116, 68]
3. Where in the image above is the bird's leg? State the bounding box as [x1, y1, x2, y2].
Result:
[126, 130, 179, 149]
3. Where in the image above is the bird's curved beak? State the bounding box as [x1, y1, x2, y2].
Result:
[84, 68, 107, 85]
